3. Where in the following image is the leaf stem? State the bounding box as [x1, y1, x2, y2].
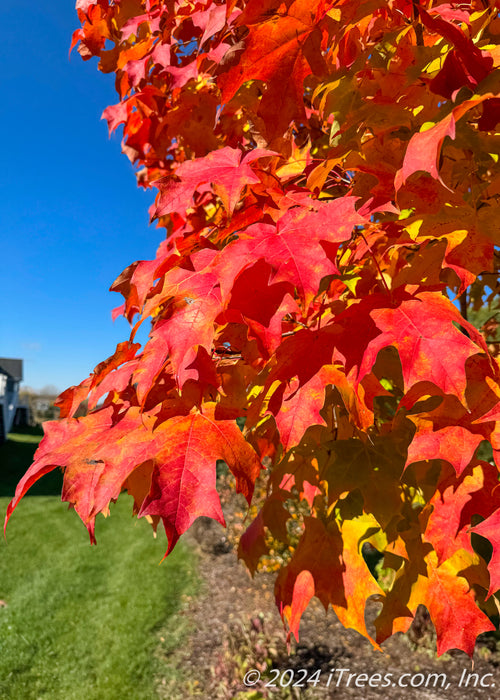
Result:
[412, 0, 424, 47]
[357, 230, 392, 299]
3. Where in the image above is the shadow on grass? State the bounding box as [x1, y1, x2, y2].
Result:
[0, 426, 63, 498]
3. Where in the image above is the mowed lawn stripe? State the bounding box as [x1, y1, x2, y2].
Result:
[0, 432, 199, 700]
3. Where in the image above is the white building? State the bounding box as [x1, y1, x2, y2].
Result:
[0, 358, 23, 443]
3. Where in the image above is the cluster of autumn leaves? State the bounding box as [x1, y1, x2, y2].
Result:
[8, 0, 500, 656]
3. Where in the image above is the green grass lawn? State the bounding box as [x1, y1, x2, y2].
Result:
[0, 430, 199, 699]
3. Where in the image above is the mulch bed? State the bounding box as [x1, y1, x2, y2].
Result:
[157, 516, 500, 700]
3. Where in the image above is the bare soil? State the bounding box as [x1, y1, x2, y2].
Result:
[157, 516, 500, 700]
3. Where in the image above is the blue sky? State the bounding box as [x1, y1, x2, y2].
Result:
[1, 2, 163, 393]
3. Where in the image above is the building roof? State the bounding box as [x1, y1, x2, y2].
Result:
[0, 358, 23, 381]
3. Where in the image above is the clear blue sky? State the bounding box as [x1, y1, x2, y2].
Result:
[1, 2, 163, 393]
